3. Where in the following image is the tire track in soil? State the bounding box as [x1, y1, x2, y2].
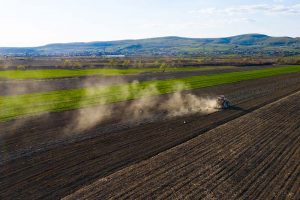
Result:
[248, 140, 300, 200]
[275, 159, 300, 199]
[102, 124, 252, 199]
[210, 129, 299, 199]
[199, 101, 300, 198]
[179, 95, 300, 200]
[132, 110, 292, 198]
[64, 91, 300, 200]
[182, 124, 288, 199]
[117, 114, 280, 199]
[257, 147, 299, 199]
[117, 99, 298, 199]
[228, 134, 299, 198]
[284, 165, 300, 199]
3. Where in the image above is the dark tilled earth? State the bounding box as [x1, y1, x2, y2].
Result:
[0, 72, 300, 199]
[65, 91, 300, 200]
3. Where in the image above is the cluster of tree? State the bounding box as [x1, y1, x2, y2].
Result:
[276, 56, 300, 65]
[1, 55, 300, 71]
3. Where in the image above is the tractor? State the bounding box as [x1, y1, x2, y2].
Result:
[216, 95, 231, 109]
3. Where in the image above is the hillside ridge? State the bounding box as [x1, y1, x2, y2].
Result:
[1, 34, 300, 56]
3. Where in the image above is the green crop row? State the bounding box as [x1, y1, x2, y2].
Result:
[0, 66, 234, 79]
[0, 65, 299, 121]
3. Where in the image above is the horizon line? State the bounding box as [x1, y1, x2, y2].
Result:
[0, 33, 299, 48]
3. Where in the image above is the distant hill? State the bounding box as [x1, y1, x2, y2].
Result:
[1, 34, 300, 57]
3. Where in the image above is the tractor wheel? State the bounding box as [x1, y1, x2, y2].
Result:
[223, 101, 229, 109]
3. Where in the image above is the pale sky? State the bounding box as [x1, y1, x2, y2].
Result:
[0, 0, 300, 47]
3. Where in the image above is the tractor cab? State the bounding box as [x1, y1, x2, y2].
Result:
[216, 95, 231, 109]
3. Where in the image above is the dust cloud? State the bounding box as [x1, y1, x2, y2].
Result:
[2, 73, 218, 134]
[1, 73, 218, 133]
[162, 92, 218, 117]
[66, 79, 218, 133]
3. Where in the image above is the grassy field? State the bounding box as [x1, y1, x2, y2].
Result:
[0, 65, 299, 121]
[0, 66, 234, 79]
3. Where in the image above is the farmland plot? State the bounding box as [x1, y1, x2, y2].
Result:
[65, 91, 300, 200]
[1, 72, 300, 199]
[1, 65, 300, 122]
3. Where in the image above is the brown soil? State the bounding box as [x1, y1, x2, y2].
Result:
[0, 72, 300, 199]
[65, 91, 300, 200]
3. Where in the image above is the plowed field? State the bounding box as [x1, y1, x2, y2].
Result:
[1, 72, 300, 199]
[66, 91, 300, 199]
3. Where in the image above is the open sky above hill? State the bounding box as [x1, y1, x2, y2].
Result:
[0, 0, 299, 47]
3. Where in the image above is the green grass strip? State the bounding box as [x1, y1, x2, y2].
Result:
[0, 65, 299, 121]
[0, 66, 234, 79]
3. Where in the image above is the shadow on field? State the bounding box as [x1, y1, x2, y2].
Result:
[229, 105, 247, 112]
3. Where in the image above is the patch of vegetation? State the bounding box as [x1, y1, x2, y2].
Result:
[0, 65, 299, 121]
[0, 66, 234, 79]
